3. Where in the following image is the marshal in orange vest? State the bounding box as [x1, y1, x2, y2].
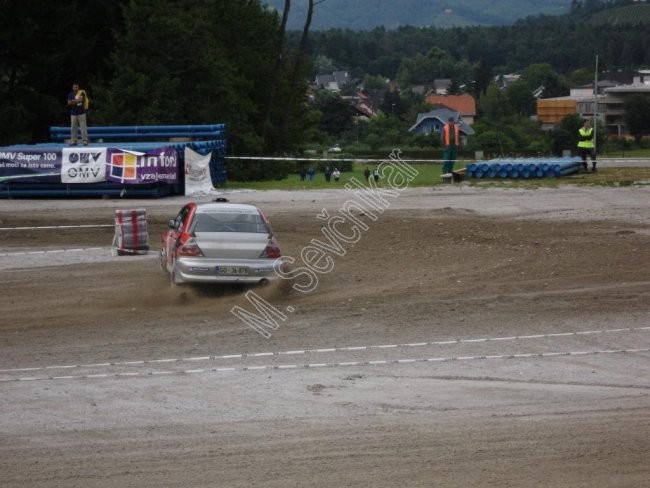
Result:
[443, 121, 460, 146]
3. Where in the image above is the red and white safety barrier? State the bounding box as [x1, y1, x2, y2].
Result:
[112, 208, 149, 256]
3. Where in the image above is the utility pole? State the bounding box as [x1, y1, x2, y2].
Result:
[594, 54, 599, 153]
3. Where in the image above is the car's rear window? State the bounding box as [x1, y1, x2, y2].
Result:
[193, 211, 269, 234]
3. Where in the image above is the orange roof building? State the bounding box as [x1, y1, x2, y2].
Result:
[424, 94, 477, 124]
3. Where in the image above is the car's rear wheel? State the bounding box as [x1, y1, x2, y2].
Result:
[169, 259, 183, 287]
[159, 249, 166, 273]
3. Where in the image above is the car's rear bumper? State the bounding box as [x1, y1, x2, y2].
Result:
[174, 257, 278, 284]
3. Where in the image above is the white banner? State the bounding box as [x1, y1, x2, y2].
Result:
[61, 147, 107, 183]
[184, 147, 213, 195]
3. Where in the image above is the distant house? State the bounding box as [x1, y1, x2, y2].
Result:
[536, 73, 650, 136]
[433, 79, 452, 95]
[408, 84, 427, 96]
[350, 100, 375, 118]
[314, 70, 352, 92]
[495, 73, 521, 90]
[408, 108, 475, 142]
[424, 94, 476, 125]
[536, 82, 617, 129]
[570, 80, 618, 97]
[603, 74, 650, 136]
[346, 88, 387, 118]
[536, 97, 579, 129]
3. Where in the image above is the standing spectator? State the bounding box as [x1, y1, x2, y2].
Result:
[67, 82, 89, 146]
[373, 167, 380, 182]
[441, 116, 459, 174]
[324, 166, 332, 182]
[307, 167, 315, 181]
[332, 168, 341, 182]
[299, 166, 307, 181]
[364, 167, 371, 181]
[577, 118, 597, 172]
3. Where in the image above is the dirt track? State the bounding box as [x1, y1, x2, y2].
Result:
[1, 185, 649, 487]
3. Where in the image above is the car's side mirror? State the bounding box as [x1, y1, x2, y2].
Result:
[168, 219, 177, 230]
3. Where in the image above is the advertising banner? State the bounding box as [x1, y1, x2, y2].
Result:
[184, 147, 213, 195]
[0, 149, 61, 183]
[0, 145, 178, 186]
[106, 147, 178, 184]
[61, 147, 107, 183]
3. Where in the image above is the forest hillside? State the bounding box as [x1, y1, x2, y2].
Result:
[263, 0, 570, 30]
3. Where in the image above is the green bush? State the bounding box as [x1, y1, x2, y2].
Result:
[606, 137, 632, 151]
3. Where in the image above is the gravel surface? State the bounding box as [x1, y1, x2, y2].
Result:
[1, 185, 649, 487]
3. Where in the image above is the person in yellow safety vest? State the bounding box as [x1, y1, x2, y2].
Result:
[577, 118, 597, 172]
[67, 82, 89, 146]
[441, 117, 460, 174]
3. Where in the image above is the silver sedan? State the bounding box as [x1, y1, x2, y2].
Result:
[160, 201, 281, 285]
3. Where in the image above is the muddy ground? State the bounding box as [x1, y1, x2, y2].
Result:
[1, 185, 649, 487]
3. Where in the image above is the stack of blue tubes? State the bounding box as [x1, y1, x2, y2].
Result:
[466, 157, 583, 179]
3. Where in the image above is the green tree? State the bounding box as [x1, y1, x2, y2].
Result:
[472, 59, 492, 97]
[97, 0, 309, 155]
[0, 0, 120, 143]
[409, 132, 439, 149]
[549, 113, 582, 155]
[502, 116, 547, 153]
[478, 84, 512, 122]
[472, 129, 516, 155]
[365, 133, 382, 150]
[260, 0, 291, 151]
[565, 67, 595, 87]
[367, 54, 402, 78]
[279, 0, 315, 152]
[313, 54, 338, 74]
[522, 63, 568, 98]
[623, 94, 650, 143]
[363, 74, 388, 90]
[505, 80, 535, 116]
[447, 78, 462, 95]
[312, 91, 354, 135]
[98, 1, 246, 142]
[396, 47, 457, 86]
[380, 91, 409, 119]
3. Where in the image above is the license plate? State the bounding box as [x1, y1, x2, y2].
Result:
[216, 266, 249, 276]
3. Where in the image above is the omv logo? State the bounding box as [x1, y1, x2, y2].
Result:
[68, 152, 102, 164]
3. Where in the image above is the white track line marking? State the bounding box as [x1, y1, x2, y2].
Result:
[1, 326, 648, 374]
[2, 348, 648, 383]
[0, 224, 113, 231]
[0, 247, 108, 257]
